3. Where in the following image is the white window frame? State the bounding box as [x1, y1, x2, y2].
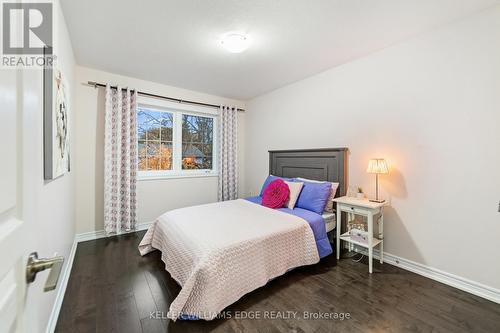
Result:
[137, 96, 218, 180]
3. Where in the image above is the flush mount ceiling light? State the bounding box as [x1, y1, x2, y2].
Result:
[220, 33, 250, 53]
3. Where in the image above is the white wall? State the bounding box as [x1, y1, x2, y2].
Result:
[21, 1, 77, 331]
[75, 66, 245, 233]
[245, 7, 500, 290]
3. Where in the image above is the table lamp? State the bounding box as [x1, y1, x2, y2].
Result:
[366, 158, 388, 203]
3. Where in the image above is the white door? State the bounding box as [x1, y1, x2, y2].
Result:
[0, 4, 66, 332]
[0, 54, 64, 333]
[0, 64, 31, 332]
[0, 2, 67, 330]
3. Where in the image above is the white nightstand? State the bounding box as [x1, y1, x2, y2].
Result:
[333, 196, 387, 273]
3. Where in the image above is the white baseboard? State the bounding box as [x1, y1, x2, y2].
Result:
[74, 221, 153, 243]
[348, 245, 500, 304]
[45, 238, 78, 333]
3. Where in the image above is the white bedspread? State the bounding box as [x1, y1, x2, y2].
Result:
[138, 199, 319, 321]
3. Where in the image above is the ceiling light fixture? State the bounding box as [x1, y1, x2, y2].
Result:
[220, 33, 250, 53]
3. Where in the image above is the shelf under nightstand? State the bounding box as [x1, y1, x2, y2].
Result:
[339, 232, 383, 248]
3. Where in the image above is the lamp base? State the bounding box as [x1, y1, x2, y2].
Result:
[369, 198, 385, 203]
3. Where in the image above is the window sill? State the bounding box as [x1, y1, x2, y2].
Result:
[138, 172, 218, 181]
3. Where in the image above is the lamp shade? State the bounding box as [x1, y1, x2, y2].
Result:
[367, 158, 389, 174]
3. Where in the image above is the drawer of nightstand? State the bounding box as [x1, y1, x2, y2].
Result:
[338, 204, 371, 216]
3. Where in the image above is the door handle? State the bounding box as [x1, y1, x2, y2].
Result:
[26, 252, 64, 292]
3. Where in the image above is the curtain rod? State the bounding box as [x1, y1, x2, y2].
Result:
[86, 81, 245, 112]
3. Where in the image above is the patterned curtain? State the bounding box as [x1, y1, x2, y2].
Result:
[218, 106, 238, 201]
[104, 85, 138, 234]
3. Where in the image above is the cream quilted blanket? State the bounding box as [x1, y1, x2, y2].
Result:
[138, 199, 319, 321]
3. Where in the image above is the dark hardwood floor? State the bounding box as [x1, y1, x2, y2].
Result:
[56, 231, 500, 333]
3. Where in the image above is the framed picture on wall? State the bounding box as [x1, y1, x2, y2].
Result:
[43, 47, 70, 180]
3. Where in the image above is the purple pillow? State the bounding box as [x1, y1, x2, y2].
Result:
[294, 180, 332, 214]
[259, 175, 292, 196]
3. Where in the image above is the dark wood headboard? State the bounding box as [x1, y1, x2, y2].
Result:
[269, 148, 348, 198]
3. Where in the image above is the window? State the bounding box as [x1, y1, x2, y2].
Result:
[137, 105, 217, 179]
[138, 108, 173, 171]
[182, 114, 213, 170]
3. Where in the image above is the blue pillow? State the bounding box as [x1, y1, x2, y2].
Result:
[294, 180, 332, 214]
[259, 175, 292, 196]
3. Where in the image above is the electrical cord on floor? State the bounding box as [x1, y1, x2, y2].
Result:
[351, 253, 364, 262]
[340, 250, 365, 261]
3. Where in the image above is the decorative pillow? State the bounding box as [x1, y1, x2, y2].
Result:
[284, 181, 304, 209]
[294, 180, 332, 214]
[259, 175, 292, 196]
[262, 179, 290, 209]
[296, 177, 339, 213]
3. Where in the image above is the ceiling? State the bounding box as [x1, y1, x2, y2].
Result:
[61, 0, 500, 100]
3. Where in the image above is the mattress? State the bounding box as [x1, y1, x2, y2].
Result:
[322, 212, 336, 233]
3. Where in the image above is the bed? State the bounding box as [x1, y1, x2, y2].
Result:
[139, 148, 348, 321]
[245, 195, 336, 258]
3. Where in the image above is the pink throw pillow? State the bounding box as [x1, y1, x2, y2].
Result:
[262, 179, 290, 209]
